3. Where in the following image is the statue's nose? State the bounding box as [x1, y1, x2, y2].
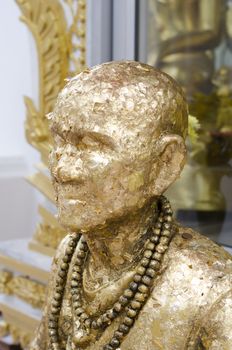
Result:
[51, 146, 87, 184]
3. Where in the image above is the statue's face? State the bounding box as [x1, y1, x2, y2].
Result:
[50, 111, 158, 232]
[49, 61, 187, 232]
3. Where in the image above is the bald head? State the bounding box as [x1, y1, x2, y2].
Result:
[50, 61, 188, 231]
[51, 61, 188, 144]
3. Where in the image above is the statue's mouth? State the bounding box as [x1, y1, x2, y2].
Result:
[60, 198, 87, 207]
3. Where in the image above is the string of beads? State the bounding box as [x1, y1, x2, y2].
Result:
[48, 196, 176, 350]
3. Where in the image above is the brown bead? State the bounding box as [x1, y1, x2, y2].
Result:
[149, 259, 160, 270]
[77, 250, 85, 258]
[71, 288, 77, 295]
[159, 236, 169, 245]
[127, 308, 137, 318]
[51, 306, 59, 315]
[119, 295, 128, 305]
[107, 309, 117, 320]
[73, 301, 81, 309]
[143, 250, 153, 259]
[75, 307, 84, 316]
[55, 285, 63, 292]
[114, 330, 124, 340]
[54, 292, 62, 301]
[49, 329, 57, 336]
[66, 247, 74, 255]
[61, 262, 69, 271]
[124, 316, 134, 326]
[72, 272, 81, 281]
[152, 228, 160, 235]
[137, 266, 146, 275]
[84, 318, 92, 328]
[141, 258, 150, 267]
[146, 242, 155, 251]
[150, 235, 159, 243]
[50, 335, 58, 343]
[103, 345, 113, 350]
[163, 202, 170, 208]
[80, 313, 88, 321]
[129, 281, 138, 291]
[75, 258, 83, 266]
[152, 252, 162, 261]
[80, 243, 88, 251]
[49, 314, 58, 322]
[73, 264, 82, 272]
[51, 342, 59, 350]
[72, 293, 80, 301]
[110, 337, 120, 348]
[133, 274, 142, 283]
[134, 292, 145, 302]
[142, 276, 152, 286]
[58, 270, 66, 278]
[48, 321, 57, 329]
[62, 255, 70, 263]
[146, 268, 156, 278]
[52, 300, 60, 308]
[131, 300, 142, 309]
[124, 289, 133, 298]
[71, 280, 79, 287]
[48, 320, 58, 328]
[97, 318, 103, 328]
[156, 244, 168, 254]
[113, 302, 122, 313]
[138, 284, 149, 293]
[102, 314, 111, 324]
[69, 240, 76, 247]
[154, 222, 162, 229]
[56, 276, 65, 286]
[164, 215, 172, 222]
[163, 222, 171, 229]
[164, 208, 173, 215]
[118, 324, 130, 334]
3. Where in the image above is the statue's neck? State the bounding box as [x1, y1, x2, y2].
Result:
[82, 200, 158, 280]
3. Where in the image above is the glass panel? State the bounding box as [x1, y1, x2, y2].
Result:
[137, 0, 232, 247]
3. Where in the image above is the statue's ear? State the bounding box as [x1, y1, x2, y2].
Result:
[150, 135, 187, 195]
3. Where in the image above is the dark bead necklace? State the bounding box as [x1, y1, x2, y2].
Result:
[48, 196, 176, 350]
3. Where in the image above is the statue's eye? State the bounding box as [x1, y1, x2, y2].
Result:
[81, 136, 100, 148]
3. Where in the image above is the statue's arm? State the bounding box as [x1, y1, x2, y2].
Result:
[29, 234, 71, 350]
[199, 289, 232, 349]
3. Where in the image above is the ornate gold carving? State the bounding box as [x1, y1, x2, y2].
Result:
[7, 276, 46, 309]
[33, 206, 66, 249]
[9, 324, 32, 349]
[0, 319, 9, 338]
[35, 222, 66, 250]
[16, 0, 86, 155]
[65, 0, 87, 75]
[0, 271, 46, 309]
[16, 0, 69, 154]
[0, 271, 12, 294]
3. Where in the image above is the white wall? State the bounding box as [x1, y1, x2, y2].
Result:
[0, 2, 40, 240]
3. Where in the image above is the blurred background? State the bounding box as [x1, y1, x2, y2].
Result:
[0, 0, 231, 348]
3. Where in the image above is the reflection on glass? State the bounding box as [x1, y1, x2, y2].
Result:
[138, 0, 232, 247]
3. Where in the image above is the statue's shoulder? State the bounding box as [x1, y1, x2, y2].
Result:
[173, 224, 231, 262]
[166, 223, 232, 281]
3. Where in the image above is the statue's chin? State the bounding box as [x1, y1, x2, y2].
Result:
[57, 209, 106, 233]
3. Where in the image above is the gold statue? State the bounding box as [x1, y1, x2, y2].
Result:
[30, 62, 232, 350]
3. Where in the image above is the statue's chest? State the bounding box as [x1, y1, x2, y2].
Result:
[58, 280, 201, 350]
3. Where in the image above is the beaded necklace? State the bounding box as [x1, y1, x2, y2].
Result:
[48, 196, 176, 350]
